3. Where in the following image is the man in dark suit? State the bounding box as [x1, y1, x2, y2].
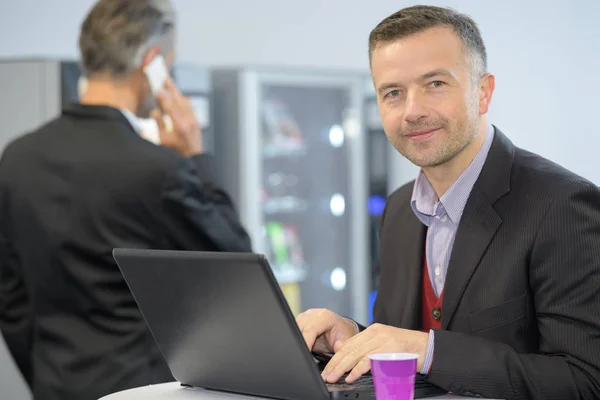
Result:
[296, 5, 600, 400]
[0, 1, 251, 399]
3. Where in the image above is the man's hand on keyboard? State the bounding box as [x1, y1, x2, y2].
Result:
[320, 323, 429, 384]
[296, 308, 358, 355]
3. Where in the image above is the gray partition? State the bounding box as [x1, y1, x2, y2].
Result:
[0, 59, 63, 154]
[0, 59, 64, 400]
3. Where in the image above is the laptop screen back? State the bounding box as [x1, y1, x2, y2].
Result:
[113, 249, 330, 400]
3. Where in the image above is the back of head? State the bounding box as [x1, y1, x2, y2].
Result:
[79, 0, 176, 80]
[368, 5, 487, 83]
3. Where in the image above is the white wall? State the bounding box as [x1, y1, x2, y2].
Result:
[1, 0, 599, 187]
[0, 1, 598, 397]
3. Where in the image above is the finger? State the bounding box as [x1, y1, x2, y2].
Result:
[296, 313, 318, 350]
[333, 340, 344, 353]
[181, 96, 196, 115]
[301, 327, 318, 351]
[321, 336, 361, 383]
[150, 109, 166, 132]
[156, 89, 176, 119]
[322, 332, 377, 383]
[345, 356, 371, 384]
[294, 312, 306, 328]
[163, 115, 174, 133]
[295, 313, 308, 334]
[164, 77, 186, 107]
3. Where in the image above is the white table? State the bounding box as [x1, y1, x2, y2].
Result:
[99, 382, 497, 400]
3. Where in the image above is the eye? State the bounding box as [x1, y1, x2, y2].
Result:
[385, 89, 400, 98]
[429, 81, 445, 88]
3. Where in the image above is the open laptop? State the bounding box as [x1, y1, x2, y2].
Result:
[113, 249, 448, 400]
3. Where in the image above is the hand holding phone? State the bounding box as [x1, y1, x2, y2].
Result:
[150, 77, 203, 156]
[142, 54, 173, 144]
[143, 54, 202, 155]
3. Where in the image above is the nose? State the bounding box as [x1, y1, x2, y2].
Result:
[404, 90, 429, 123]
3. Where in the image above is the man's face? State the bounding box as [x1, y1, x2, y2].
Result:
[371, 26, 484, 168]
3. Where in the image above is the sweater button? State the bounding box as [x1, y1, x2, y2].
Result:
[432, 308, 441, 320]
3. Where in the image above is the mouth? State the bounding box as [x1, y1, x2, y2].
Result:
[404, 128, 440, 142]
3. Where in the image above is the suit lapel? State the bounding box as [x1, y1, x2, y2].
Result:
[441, 187, 501, 328]
[441, 128, 515, 329]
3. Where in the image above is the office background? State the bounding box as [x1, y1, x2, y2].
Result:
[1, 0, 598, 399]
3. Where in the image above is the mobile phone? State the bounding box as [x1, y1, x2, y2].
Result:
[143, 54, 169, 97]
[142, 54, 173, 142]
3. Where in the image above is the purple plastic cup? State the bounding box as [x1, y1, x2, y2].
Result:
[369, 353, 419, 400]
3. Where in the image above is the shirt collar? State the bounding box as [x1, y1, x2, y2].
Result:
[410, 124, 495, 226]
[120, 109, 142, 134]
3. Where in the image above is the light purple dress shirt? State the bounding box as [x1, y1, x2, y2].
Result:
[412, 124, 495, 374]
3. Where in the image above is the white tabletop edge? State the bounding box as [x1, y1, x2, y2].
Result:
[99, 382, 503, 400]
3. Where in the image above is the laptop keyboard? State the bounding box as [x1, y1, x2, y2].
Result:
[327, 373, 431, 390]
[327, 374, 374, 390]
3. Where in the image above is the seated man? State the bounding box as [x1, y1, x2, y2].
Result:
[296, 5, 600, 400]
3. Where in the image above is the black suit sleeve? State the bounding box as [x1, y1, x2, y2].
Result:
[159, 153, 252, 252]
[0, 149, 33, 387]
[427, 182, 600, 400]
[0, 233, 33, 387]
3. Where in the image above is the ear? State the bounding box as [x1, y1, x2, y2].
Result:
[478, 73, 495, 115]
[140, 46, 161, 69]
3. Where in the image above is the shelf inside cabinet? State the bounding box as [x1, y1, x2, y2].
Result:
[271, 263, 308, 284]
[263, 196, 308, 214]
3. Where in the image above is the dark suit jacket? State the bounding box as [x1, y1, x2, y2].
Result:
[0, 104, 252, 400]
[373, 128, 600, 399]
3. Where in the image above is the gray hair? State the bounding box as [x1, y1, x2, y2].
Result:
[79, 0, 175, 79]
[369, 5, 487, 85]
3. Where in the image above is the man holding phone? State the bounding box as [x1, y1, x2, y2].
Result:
[0, 1, 251, 400]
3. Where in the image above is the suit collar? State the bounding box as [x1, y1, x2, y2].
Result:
[474, 125, 514, 205]
[62, 102, 137, 133]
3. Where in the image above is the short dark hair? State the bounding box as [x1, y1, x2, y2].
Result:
[368, 5, 487, 81]
[79, 0, 175, 79]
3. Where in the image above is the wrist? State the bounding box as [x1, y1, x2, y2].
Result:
[183, 148, 202, 157]
[343, 317, 359, 337]
[183, 142, 203, 156]
[416, 331, 430, 371]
